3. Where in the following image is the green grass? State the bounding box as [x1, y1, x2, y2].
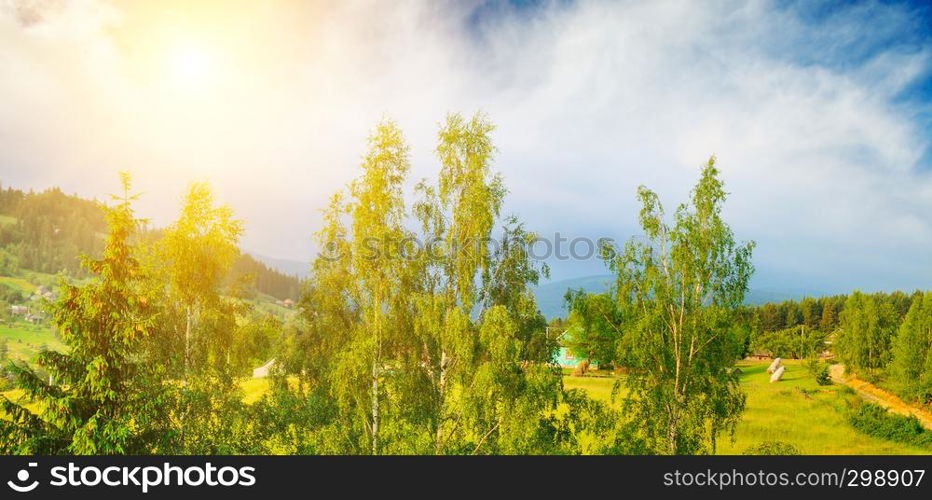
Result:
[241, 377, 272, 404]
[719, 359, 928, 454]
[0, 321, 65, 361]
[0, 214, 16, 227]
[565, 359, 929, 454]
[0, 269, 66, 296]
[0, 276, 37, 295]
[563, 371, 623, 408]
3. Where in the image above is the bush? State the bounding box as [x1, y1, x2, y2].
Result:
[806, 359, 832, 386]
[742, 441, 801, 455]
[848, 403, 932, 448]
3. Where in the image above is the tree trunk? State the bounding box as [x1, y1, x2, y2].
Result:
[371, 361, 379, 455]
[181, 304, 193, 449]
[184, 305, 192, 376]
[435, 350, 448, 454]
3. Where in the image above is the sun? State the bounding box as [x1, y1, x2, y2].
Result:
[165, 44, 217, 91]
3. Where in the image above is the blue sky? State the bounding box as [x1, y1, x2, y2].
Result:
[0, 0, 930, 294]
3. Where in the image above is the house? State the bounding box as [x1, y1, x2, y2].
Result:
[10, 305, 27, 316]
[252, 359, 276, 378]
[552, 329, 599, 369]
[31, 286, 55, 302]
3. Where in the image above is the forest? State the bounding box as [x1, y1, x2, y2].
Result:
[0, 113, 930, 455]
[0, 184, 301, 301]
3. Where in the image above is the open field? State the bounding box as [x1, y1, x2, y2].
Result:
[563, 359, 930, 455]
[0, 276, 37, 295]
[0, 322, 64, 361]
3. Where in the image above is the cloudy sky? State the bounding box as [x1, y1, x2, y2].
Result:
[1, 0, 930, 293]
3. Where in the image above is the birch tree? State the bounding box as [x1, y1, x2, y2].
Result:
[161, 183, 243, 377]
[889, 292, 932, 402]
[603, 157, 754, 454]
[339, 120, 412, 454]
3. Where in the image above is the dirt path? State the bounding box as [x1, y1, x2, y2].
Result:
[830, 364, 932, 430]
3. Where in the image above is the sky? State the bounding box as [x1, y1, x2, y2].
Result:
[0, 0, 930, 293]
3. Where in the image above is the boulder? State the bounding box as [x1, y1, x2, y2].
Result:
[766, 357, 782, 374]
[769, 365, 786, 383]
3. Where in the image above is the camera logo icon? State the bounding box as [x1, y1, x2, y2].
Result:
[7, 462, 39, 493]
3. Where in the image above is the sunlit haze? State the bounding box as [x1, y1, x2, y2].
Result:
[1, 0, 931, 293]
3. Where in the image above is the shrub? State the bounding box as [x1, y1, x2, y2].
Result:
[848, 403, 932, 448]
[806, 359, 832, 386]
[742, 441, 801, 455]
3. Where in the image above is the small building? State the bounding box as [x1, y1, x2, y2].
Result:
[10, 305, 27, 316]
[552, 329, 599, 369]
[252, 359, 275, 378]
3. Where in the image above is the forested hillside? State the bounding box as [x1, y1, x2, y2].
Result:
[0, 182, 301, 300]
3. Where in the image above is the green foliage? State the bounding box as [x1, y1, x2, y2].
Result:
[271, 114, 562, 455]
[155, 183, 245, 378]
[229, 254, 301, 301]
[0, 174, 171, 454]
[0, 283, 24, 304]
[0, 185, 106, 276]
[837, 291, 898, 378]
[0, 182, 294, 303]
[603, 157, 754, 454]
[848, 403, 932, 449]
[806, 359, 832, 386]
[752, 325, 826, 359]
[742, 441, 801, 455]
[888, 292, 932, 403]
[0, 337, 8, 391]
[563, 290, 623, 367]
[0, 247, 19, 275]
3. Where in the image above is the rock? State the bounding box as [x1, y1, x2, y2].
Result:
[770, 365, 785, 383]
[767, 357, 782, 374]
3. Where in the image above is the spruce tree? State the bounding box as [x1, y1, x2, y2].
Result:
[0, 174, 168, 454]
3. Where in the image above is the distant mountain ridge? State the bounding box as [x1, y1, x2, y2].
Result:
[531, 274, 827, 319]
[248, 252, 309, 279]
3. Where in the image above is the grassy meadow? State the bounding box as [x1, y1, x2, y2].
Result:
[563, 359, 929, 455]
[0, 322, 64, 362]
[0, 275, 38, 295]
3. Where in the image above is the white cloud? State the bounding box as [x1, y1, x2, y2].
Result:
[0, 0, 929, 292]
